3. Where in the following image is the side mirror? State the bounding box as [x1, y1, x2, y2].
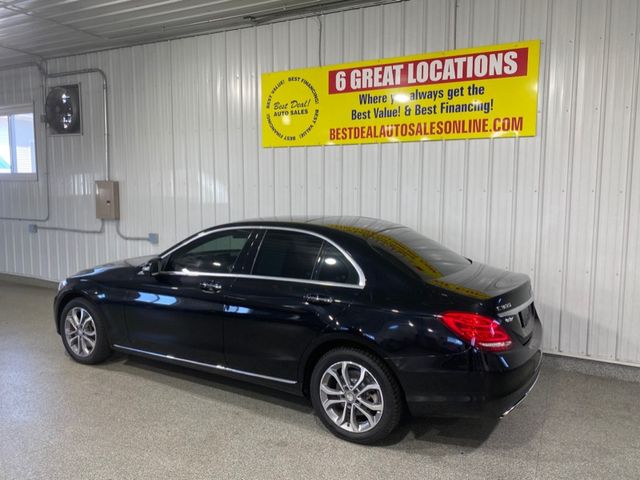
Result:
[140, 257, 161, 276]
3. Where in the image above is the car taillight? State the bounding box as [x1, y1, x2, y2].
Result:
[440, 312, 512, 352]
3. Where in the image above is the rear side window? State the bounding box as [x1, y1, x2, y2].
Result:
[167, 229, 251, 274]
[314, 243, 359, 285]
[252, 230, 323, 280]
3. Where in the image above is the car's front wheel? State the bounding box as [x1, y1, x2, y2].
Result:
[60, 298, 112, 364]
[310, 347, 403, 444]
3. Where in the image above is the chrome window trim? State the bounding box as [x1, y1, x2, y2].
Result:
[159, 225, 366, 289]
[159, 271, 364, 290]
[496, 297, 534, 318]
[113, 344, 297, 385]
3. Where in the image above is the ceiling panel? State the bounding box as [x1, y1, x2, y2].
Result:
[0, 0, 385, 66]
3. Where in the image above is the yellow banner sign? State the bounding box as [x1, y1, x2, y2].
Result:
[261, 40, 540, 147]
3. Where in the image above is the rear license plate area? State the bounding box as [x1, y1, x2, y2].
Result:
[518, 304, 536, 341]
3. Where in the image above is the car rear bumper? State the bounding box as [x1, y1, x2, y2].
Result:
[404, 351, 542, 417]
[393, 318, 543, 418]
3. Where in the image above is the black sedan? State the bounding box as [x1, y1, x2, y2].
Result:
[54, 216, 542, 444]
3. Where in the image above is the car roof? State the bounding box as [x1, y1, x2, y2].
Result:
[221, 215, 406, 237]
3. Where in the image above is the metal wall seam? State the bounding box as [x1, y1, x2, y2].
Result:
[615, 0, 640, 361]
[586, 0, 613, 358]
[620, 3, 640, 364]
[532, 0, 553, 351]
[557, 0, 583, 353]
[592, 0, 639, 360]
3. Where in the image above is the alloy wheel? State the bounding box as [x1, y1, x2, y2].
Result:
[64, 306, 97, 358]
[319, 361, 384, 433]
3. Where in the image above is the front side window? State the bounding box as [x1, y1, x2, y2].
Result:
[252, 230, 323, 280]
[0, 106, 36, 179]
[166, 229, 251, 274]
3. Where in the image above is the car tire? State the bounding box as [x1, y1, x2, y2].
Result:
[310, 347, 403, 444]
[60, 298, 112, 365]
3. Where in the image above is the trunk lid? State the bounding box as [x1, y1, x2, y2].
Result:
[427, 262, 536, 344]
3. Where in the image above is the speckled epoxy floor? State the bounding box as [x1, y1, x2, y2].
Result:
[1, 279, 639, 480]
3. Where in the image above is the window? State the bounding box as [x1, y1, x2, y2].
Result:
[166, 229, 251, 274]
[0, 105, 36, 179]
[251, 230, 360, 285]
[315, 243, 359, 285]
[372, 227, 470, 278]
[253, 230, 323, 280]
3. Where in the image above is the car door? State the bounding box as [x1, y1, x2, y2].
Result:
[123, 228, 256, 366]
[223, 228, 366, 383]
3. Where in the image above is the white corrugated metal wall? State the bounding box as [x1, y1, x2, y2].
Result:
[1, 0, 639, 366]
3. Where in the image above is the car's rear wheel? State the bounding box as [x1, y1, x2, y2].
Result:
[310, 347, 403, 444]
[60, 298, 111, 364]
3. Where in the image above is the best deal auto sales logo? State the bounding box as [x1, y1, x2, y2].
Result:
[264, 75, 320, 142]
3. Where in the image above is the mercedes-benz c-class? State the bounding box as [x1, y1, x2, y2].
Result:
[55, 216, 542, 444]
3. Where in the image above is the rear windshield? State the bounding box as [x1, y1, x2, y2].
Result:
[329, 223, 470, 279]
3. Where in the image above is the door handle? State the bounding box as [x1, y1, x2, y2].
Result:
[304, 293, 334, 305]
[200, 280, 223, 293]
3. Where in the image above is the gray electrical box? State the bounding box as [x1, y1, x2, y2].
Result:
[95, 181, 120, 220]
